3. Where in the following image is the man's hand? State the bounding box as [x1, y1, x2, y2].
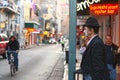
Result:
[16, 50, 19, 53]
[117, 48, 120, 53]
[5, 50, 8, 53]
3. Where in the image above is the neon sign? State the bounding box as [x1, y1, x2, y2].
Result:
[90, 4, 118, 15]
[77, 0, 101, 11]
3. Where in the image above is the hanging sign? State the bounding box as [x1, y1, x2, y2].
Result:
[77, 0, 118, 15]
[77, 0, 101, 15]
[77, 0, 101, 11]
[90, 4, 118, 15]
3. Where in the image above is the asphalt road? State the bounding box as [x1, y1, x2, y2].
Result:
[0, 44, 64, 80]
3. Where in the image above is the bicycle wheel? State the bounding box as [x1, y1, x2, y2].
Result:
[13, 65, 16, 74]
[10, 63, 15, 76]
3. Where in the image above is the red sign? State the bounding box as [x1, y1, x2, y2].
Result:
[90, 4, 118, 15]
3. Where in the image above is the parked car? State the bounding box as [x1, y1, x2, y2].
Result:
[49, 38, 56, 44]
[0, 34, 9, 59]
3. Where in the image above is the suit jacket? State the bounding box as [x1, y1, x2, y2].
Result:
[105, 43, 119, 68]
[80, 35, 109, 80]
[6, 40, 19, 51]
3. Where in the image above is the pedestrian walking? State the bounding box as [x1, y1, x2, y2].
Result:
[6, 36, 20, 71]
[105, 35, 120, 80]
[60, 37, 65, 51]
[25, 40, 28, 48]
[80, 17, 109, 80]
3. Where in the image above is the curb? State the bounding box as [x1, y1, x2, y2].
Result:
[20, 44, 46, 50]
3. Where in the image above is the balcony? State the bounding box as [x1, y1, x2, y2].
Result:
[0, 1, 18, 14]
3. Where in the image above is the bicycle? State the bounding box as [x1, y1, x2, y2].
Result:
[7, 51, 17, 76]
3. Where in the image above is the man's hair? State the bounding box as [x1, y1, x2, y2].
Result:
[88, 27, 99, 34]
[9, 36, 16, 40]
[93, 27, 99, 34]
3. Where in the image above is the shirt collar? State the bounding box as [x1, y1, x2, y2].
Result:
[87, 34, 98, 46]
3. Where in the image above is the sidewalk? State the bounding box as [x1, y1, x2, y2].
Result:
[20, 44, 47, 50]
[63, 50, 83, 80]
[48, 54, 64, 80]
[20, 44, 65, 80]
[20, 44, 120, 80]
[63, 50, 120, 80]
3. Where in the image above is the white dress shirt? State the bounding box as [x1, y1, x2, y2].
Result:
[87, 34, 98, 46]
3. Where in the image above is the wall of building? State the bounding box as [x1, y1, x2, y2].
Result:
[119, 0, 120, 46]
[0, 13, 8, 32]
[56, 0, 62, 33]
[91, 1, 119, 46]
[0, 0, 18, 36]
[17, 0, 26, 48]
[112, 15, 120, 46]
[97, 15, 119, 46]
[24, 1, 31, 21]
[57, 0, 69, 37]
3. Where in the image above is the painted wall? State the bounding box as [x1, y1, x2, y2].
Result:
[24, 0, 31, 21]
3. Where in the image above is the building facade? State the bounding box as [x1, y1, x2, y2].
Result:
[56, 0, 69, 37]
[0, 0, 26, 48]
[0, 0, 22, 39]
[23, 0, 41, 46]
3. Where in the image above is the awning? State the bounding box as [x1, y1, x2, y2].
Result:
[25, 21, 40, 29]
[32, 29, 40, 34]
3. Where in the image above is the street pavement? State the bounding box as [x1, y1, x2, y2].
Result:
[19, 44, 120, 80]
[1, 44, 120, 80]
[0, 44, 64, 80]
[63, 49, 83, 80]
[47, 53, 64, 80]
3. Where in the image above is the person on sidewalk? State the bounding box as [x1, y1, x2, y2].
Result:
[80, 17, 109, 80]
[60, 36, 65, 51]
[105, 35, 119, 80]
[6, 36, 20, 71]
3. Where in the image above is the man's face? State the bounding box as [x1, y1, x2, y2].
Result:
[105, 36, 112, 45]
[84, 27, 94, 38]
[11, 38, 15, 42]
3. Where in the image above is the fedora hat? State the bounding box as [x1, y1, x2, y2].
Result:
[83, 17, 100, 28]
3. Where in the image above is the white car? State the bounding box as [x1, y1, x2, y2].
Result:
[49, 38, 56, 44]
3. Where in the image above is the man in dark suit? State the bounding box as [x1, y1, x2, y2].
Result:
[80, 17, 109, 80]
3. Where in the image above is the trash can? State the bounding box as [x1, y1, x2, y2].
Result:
[73, 69, 84, 80]
[65, 46, 77, 64]
[65, 46, 69, 64]
[65, 50, 69, 64]
[44, 40, 48, 44]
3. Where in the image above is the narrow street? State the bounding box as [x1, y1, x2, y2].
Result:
[0, 44, 64, 80]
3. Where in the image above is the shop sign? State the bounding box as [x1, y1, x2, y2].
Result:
[77, 0, 118, 15]
[27, 28, 34, 32]
[43, 31, 49, 35]
[77, 0, 101, 11]
[90, 4, 118, 15]
[0, 23, 5, 29]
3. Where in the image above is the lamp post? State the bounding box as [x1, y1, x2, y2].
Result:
[68, 0, 76, 80]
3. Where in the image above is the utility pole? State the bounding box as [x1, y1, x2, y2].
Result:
[68, 0, 76, 80]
